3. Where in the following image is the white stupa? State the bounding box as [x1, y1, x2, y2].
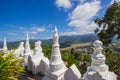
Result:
[83, 40, 117, 80]
[14, 42, 24, 57]
[27, 41, 49, 75]
[42, 27, 67, 80]
[50, 27, 67, 72]
[3, 37, 8, 52]
[24, 33, 32, 66]
[24, 33, 31, 56]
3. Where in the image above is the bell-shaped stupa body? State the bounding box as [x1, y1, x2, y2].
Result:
[3, 37, 8, 52]
[83, 40, 117, 80]
[42, 27, 67, 80]
[24, 33, 31, 56]
[34, 41, 43, 56]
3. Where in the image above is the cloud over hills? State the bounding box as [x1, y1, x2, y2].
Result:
[55, 0, 101, 35]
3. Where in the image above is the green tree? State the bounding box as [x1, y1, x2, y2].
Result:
[61, 50, 79, 68]
[0, 52, 24, 80]
[42, 45, 52, 59]
[94, 2, 120, 45]
[104, 48, 120, 80]
[74, 51, 91, 74]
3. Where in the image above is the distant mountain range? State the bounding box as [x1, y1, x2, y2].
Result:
[0, 33, 98, 49]
[42, 33, 98, 48]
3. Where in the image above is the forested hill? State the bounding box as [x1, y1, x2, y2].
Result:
[0, 33, 98, 49]
[43, 33, 98, 48]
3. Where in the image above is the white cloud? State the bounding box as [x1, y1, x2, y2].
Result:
[8, 32, 17, 36]
[60, 21, 97, 36]
[67, 0, 101, 35]
[23, 25, 46, 35]
[19, 27, 24, 30]
[30, 31, 37, 34]
[37, 27, 46, 32]
[30, 24, 46, 32]
[56, 0, 72, 9]
[30, 26, 46, 33]
[48, 24, 53, 27]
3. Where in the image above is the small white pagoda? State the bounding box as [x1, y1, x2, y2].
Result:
[27, 41, 49, 75]
[14, 42, 24, 57]
[42, 27, 67, 80]
[3, 37, 8, 52]
[24, 33, 32, 66]
[83, 40, 117, 80]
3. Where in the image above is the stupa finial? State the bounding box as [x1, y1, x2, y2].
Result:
[54, 26, 58, 32]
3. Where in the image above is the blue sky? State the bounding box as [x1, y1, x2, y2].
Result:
[0, 0, 114, 41]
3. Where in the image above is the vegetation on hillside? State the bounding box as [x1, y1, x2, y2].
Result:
[41, 44, 120, 79]
[61, 50, 79, 68]
[42, 45, 52, 59]
[0, 52, 24, 80]
[104, 48, 120, 79]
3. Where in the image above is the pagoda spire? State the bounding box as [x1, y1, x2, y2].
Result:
[3, 37, 8, 52]
[42, 27, 67, 80]
[53, 26, 59, 47]
[24, 33, 31, 55]
[50, 26, 66, 72]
